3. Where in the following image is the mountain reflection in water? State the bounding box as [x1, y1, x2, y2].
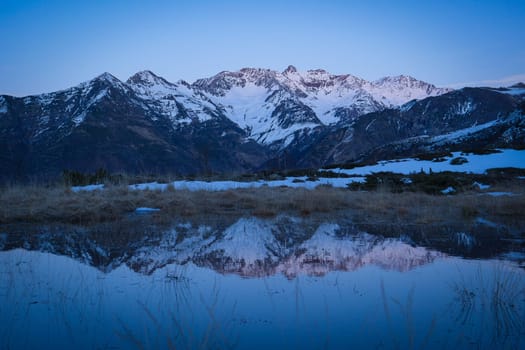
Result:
[0, 216, 524, 349]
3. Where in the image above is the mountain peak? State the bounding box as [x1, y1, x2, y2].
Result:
[283, 65, 298, 75]
[93, 72, 121, 84]
[127, 70, 170, 86]
[87, 72, 128, 92]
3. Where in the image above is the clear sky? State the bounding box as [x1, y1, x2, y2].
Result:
[1, 0, 524, 96]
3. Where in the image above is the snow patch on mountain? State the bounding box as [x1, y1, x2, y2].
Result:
[452, 100, 476, 115]
[72, 89, 108, 126]
[127, 70, 216, 124]
[488, 86, 525, 96]
[211, 83, 277, 132]
[432, 119, 498, 143]
[0, 96, 7, 114]
[370, 75, 451, 107]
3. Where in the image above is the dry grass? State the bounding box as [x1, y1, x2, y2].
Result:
[1, 183, 524, 227]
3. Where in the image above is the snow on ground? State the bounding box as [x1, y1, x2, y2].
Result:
[70, 149, 524, 193]
[473, 182, 491, 190]
[71, 184, 104, 192]
[135, 207, 160, 213]
[441, 187, 456, 195]
[129, 176, 365, 192]
[475, 217, 499, 228]
[329, 149, 525, 175]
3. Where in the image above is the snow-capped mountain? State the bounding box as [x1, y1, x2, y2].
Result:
[0, 67, 523, 180]
[0, 70, 267, 178]
[192, 66, 451, 146]
[266, 86, 524, 169]
[126, 70, 223, 125]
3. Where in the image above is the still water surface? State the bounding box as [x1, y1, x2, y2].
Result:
[1, 216, 524, 349]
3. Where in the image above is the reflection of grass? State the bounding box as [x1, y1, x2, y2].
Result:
[450, 263, 525, 348]
[490, 266, 524, 339]
[380, 280, 437, 350]
[115, 276, 238, 350]
[379, 267, 524, 350]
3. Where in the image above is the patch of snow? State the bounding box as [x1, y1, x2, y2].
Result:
[399, 100, 417, 112]
[328, 149, 525, 175]
[71, 184, 104, 192]
[71, 111, 87, 126]
[128, 176, 365, 192]
[365, 119, 376, 132]
[401, 177, 412, 184]
[72, 89, 108, 126]
[432, 120, 497, 143]
[475, 217, 499, 228]
[33, 126, 50, 138]
[441, 187, 455, 194]
[0, 97, 7, 114]
[177, 222, 193, 229]
[454, 100, 475, 115]
[492, 88, 525, 96]
[473, 182, 491, 190]
[135, 207, 160, 213]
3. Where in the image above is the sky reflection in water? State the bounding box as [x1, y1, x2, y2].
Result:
[0, 217, 524, 349]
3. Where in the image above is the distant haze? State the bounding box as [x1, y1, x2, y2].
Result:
[1, 0, 524, 96]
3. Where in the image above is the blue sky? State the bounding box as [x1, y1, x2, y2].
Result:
[1, 0, 524, 96]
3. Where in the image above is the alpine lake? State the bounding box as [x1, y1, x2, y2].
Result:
[1, 214, 524, 349]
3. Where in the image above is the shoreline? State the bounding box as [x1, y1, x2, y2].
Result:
[1, 183, 524, 228]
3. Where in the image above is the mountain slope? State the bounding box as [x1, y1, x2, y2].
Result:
[0, 72, 268, 179]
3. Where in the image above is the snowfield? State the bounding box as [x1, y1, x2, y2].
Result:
[328, 149, 525, 175]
